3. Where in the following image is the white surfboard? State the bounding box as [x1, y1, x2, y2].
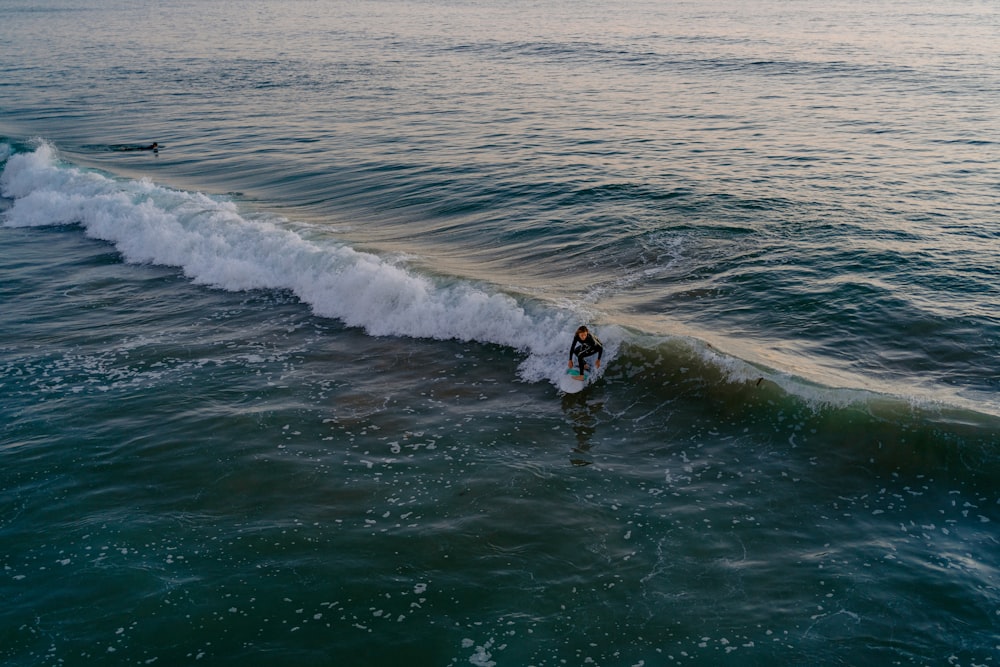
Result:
[559, 367, 590, 394]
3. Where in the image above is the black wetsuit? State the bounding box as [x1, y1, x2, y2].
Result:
[569, 333, 603, 374]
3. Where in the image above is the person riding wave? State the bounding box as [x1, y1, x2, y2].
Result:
[568, 325, 603, 376]
[112, 142, 158, 152]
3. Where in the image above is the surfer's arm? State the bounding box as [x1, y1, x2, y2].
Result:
[586, 334, 604, 360]
[591, 336, 604, 366]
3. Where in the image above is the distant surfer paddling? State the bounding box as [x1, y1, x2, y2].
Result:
[568, 326, 603, 379]
[112, 142, 159, 153]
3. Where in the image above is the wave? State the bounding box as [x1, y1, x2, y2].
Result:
[3, 140, 1000, 435]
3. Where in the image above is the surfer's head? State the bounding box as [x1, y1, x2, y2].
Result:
[576, 325, 588, 338]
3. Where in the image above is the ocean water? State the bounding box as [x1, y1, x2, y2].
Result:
[2, 0, 999, 665]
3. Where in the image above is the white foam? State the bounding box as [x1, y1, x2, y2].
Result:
[0, 142, 607, 386]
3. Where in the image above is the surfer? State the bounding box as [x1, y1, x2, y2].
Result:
[112, 142, 158, 152]
[568, 325, 603, 375]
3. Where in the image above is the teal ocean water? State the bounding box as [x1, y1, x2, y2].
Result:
[2, 0, 999, 665]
